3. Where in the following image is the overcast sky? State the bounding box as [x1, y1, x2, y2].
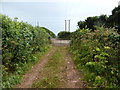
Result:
[1, 0, 120, 35]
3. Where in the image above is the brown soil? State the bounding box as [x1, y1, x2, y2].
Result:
[59, 47, 86, 88]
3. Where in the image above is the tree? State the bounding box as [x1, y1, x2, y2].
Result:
[85, 16, 98, 30]
[98, 14, 108, 27]
[77, 21, 87, 29]
[57, 31, 71, 40]
[77, 5, 120, 32]
[107, 6, 120, 27]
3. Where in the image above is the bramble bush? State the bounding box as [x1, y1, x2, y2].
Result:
[1, 14, 54, 88]
[70, 26, 120, 88]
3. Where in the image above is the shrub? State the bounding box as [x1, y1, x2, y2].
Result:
[70, 27, 120, 88]
[1, 14, 54, 88]
[57, 31, 71, 40]
[41, 27, 56, 38]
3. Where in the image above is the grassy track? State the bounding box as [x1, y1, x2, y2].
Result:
[32, 47, 66, 88]
[15, 46, 85, 88]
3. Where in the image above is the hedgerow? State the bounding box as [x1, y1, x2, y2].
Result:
[1, 14, 53, 88]
[58, 31, 71, 40]
[70, 26, 120, 88]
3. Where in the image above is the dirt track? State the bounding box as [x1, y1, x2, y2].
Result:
[15, 39, 86, 88]
[16, 47, 57, 88]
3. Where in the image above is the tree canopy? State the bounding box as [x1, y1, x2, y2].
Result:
[77, 5, 120, 31]
[57, 31, 71, 40]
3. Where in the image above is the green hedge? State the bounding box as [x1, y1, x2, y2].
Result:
[58, 31, 71, 40]
[1, 14, 54, 88]
[70, 27, 120, 88]
[41, 27, 56, 38]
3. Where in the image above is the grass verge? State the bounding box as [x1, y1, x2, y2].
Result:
[2, 46, 51, 88]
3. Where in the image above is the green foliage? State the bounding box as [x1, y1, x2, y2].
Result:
[41, 27, 56, 38]
[78, 5, 120, 31]
[78, 15, 107, 31]
[77, 21, 87, 29]
[1, 14, 54, 88]
[85, 16, 98, 30]
[109, 6, 120, 33]
[57, 31, 71, 40]
[70, 27, 120, 88]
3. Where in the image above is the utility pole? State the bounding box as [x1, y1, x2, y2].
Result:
[65, 20, 67, 31]
[65, 19, 71, 32]
[68, 19, 70, 32]
[37, 21, 39, 26]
